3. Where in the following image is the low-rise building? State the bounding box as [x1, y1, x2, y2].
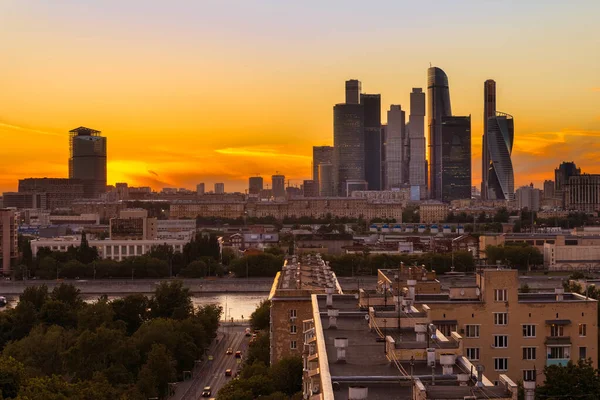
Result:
[544, 242, 600, 271]
[156, 219, 196, 240]
[49, 214, 100, 225]
[2, 192, 47, 210]
[294, 233, 354, 256]
[420, 201, 449, 223]
[110, 209, 157, 240]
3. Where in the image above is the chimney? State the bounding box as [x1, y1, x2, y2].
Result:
[328, 309, 339, 329]
[326, 287, 334, 308]
[407, 279, 416, 301]
[334, 337, 348, 363]
[476, 365, 485, 387]
[415, 323, 427, 342]
[440, 354, 456, 375]
[348, 386, 368, 400]
[555, 288, 564, 301]
[523, 381, 536, 400]
[457, 374, 469, 386]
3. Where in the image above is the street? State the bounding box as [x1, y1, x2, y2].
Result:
[178, 325, 250, 400]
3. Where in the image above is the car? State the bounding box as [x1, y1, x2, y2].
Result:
[226, 347, 233, 355]
[245, 328, 251, 336]
[235, 351, 242, 358]
[201, 386, 212, 397]
[225, 369, 232, 376]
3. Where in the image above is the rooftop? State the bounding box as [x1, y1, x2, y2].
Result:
[269, 254, 341, 299]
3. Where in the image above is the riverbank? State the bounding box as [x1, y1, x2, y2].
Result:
[0, 276, 378, 295]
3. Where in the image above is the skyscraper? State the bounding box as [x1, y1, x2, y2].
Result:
[272, 174, 286, 198]
[303, 180, 319, 197]
[333, 81, 365, 196]
[361, 93, 382, 190]
[249, 176, 264, 195]
[380, 125, 387, 188]
[481, 80, 496, 200]
[486, 112, 515, 200]
[385, 105, 405, 189]
[427, 67, 452, 200]
[312, 146, 334, 190]
[345, 80, 361, 104]
[214, 183, 225, 194]
[555, 162, 581, 193]
[408, 88, 426, 194]
[543, 180, 555, 200]
[441, 116, 471, 202]
[69, 126, 107, 198]
[196, 183, 205, 195]
[318, 163, 335, 197]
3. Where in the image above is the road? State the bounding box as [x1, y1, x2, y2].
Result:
[178, 325, 250, 399]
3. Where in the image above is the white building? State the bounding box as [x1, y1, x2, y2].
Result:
[516, 183, 542, 211]
[157, 219, 196, 240]
[30, 236, 190, 262]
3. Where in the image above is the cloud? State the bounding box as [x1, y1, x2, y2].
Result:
[215, 147, 310, 160]
[0, 122, 62, 137]
[148, 170, 159, 177]
[592, 87, 600, 92]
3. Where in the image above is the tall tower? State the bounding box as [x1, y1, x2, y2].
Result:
[441, 116, 471, 202]
[361, 93, 382, 190]
[272, 174, 286, 199]
[408, 88, 426, 195]
[333, 80, 365, 196]
[312, 146, 334, 191]
[249, 176, 264, 195]
[427, 67, 452, 200]
[486, 112, 515, 200]
[69, 126, 107, 198]
[482, 80, 496, 200]
[385, 105, 405, 189]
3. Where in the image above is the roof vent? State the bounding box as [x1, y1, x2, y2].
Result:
[348, 386, 368, 400]
[326, 287, 334, 308]
[328, 309, 339, 329]
[555, 288, 564, 301]
[476, 364, 485, 387]
[334, 337, 348, 363]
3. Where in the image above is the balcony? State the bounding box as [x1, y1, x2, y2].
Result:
[546, 358, 570, 367]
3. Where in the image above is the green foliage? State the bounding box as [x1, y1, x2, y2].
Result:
[250, 300, 270, 331]
[268, 356, 303, 395]
[485, 244, 543, 270]
[230, 254, 284, 277]
[246, 333, 270, 366]
[0, 356, 24, 398]
[111, 294, 150, 335]
[150, 281, 193, 320]
[536, 359, 600, 399]
[180, 258, 223, 278]
[136, 344, 176, 399]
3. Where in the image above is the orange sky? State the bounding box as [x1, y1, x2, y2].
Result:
[1, 1, 599, 193]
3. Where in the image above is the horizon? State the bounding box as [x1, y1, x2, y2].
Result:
[1, 0, 599, 193]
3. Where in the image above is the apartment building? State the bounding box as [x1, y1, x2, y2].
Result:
[109, 209, 157, 240]
[268, 254, 342, 365]
[169, 202, 245, 219]
[0, 209, 18, 275]
[302, 292, 519, 400]
[420, 202, 449, 223]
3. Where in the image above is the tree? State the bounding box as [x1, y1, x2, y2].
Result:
[269, 356, 303, 395]
[250, 300, 271, 331]
[136, 344, 177, 399]
[50, 283, 83, 308]
[245, 333, 270, 366]
[535, 359, 600, 399]
[19, 286, 48, 312]
[0, 356, 24, 398]
[77, 231, 99, 264]
[111, 294, 150, 335]
[150, 281, 193, 320]
[493, 207, 510, 223]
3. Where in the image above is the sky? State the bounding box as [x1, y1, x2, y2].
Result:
[1, 0, 599, 193]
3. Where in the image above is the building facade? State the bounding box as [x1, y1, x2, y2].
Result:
[0, 209, 18, 275]
[385, 105, 406, 189]
[214, 183, 225, 194]
[481, 79, 496, 200]
[361, 93, 382, 191]
[420, 202, 449, 223]
[317, 163, 334, 197]
[248, 177, 264, 195]
[312, 146, 334, 190]
[302, 180, 319, 197]
[69, 127, 107, 198]
[565, 174, 600, 213]
[408, 88, 427, 194]
[516, 184, 542, 211]
[272, 175, 286, 199]
[109, 209, 157, 240]
[486, 112, 515, 200]
[441, 116, 472, 202]
[18, 178, 85, 209]
[196, 183, 205, 195]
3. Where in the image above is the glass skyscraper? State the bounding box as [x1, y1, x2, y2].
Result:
[441, 116, 471, 202]
[361, 93, 382, 191]
[486, 112, 515, 200]
[333, 98, 365, 196]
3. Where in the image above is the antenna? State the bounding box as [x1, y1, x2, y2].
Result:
[429, 62, 432, 68]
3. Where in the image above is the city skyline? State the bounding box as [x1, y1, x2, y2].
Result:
[1, 1, 599, 193]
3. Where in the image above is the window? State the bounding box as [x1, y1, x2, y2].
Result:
[523, 347, 537, 360]
[494, 335, 508, 348]
[466, 348, 480, 361]
[580, 347, 587, 360]
[290, 309, 297, 318]
[494, 312, 508, 325]
[494, 358, 508, 371]
[523, 370, 536, 382]
[465, 325, 480, 338]
[523, 324, 536, 338]
[579, 324, 587, 337]
[494, 289, 507, 302]
[549, 346, 569, 359]
[550, 325, 564, 337]
[290, 325, 297, 334]
[290, 341, 297, 350]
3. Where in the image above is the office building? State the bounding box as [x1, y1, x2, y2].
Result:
[555, 162, 581, 193]
[317, 163, 334, 197]
[2, 192, 47, 209]
[196, 183, 205, 195]
[248, 176, 264, 195]
[333, 80, 365, 196]
[312, 146, 333, 189]
[269, 254, 341, 365]
[380, 124, 387, 188]
[427, 67, 452, 200]
[0, 209, 18, 275]
[156, 219, 196, 240]
[361, 93, 382, 190]
[385, 105, 406, 189]
[565, 174, 600, 213]
[345, 179, 368, 197]
[110, 209, 157, 240]
[302, 180, 319, 197]
[345, 79, 360, 104]
[18, 177, 85, 209]
[481, 80, 496, 200]
[441, 116, 472, 202]
[69, 127, 107, 198]
[272, 174, 286, 199]
[214, 183, 225, 194]
[543, 180, 555, 199]
[485, 112, 515, 200]
[408, 88, 427, 194]
[516, 183, 542, 211]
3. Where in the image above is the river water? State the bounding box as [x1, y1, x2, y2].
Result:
[2, 292, 269, 322]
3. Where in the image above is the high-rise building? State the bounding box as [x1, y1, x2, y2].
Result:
[427, 67, 452, 200]
[361, 93, 382, 190]
[481, 80, 496, 200]
[345, 79, 361, 104]
[214, 183, 225, 194]
[486, 112, 515, 200]
[196, 183, 205, 195]
[318, 163, 335, 197]
[565, 174, 600, 213]
[303, 180, 319, 197]
[408, 88, 427, 193]
[0, 208, 17, 275]
[555, 162, 581, 193]
[380, 125, 387, 188]
[333, 81, 365, 196]
[516, 183, 542, 211]
[272, 174, 286, 198]
[69, 126, 107, 198]
[312, 146, 333, 190]
[441, 116, 471, 202]
[543, 180, 555, 200]
[249, 176, 264, 195]
[385, 105, 405, 189]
